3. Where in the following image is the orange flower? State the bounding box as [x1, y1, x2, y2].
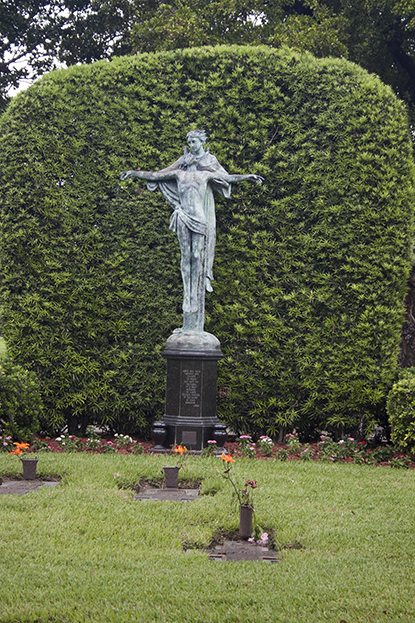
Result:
[14, 442, 30, 451]
[221, 452, 235, 464]
[174, 445, 187, 456]
[8, 441, 30, 455]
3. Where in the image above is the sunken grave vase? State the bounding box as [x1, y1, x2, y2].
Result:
[152, 421, 167, 451]
[163, 466, 180, 488]
[212, 423, 227, 452]
[21, 458, 39, 480]
[239, 505, 254, 539]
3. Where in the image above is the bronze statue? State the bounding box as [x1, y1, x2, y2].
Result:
[121, 130, 263, 332]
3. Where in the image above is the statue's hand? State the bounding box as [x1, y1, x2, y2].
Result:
[120, 171, 132, 181]
[251, 174, 264, 185]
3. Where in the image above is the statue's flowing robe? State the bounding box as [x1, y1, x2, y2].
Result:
[146, 148, 231, 288]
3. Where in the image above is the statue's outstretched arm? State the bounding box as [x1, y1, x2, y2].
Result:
[120, 169, 178, 182]
[212, 173, 264, 185]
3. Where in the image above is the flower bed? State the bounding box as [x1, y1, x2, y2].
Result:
[2, 432, 413, 468]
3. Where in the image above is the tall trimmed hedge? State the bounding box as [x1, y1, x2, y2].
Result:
[0, 358, 42, 442]
[0, 45, 413, 436]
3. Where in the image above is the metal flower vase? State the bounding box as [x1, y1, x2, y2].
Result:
[239, 505, 253, 539]
[163, 466, 180, 488]
[21, 458, 39, 480]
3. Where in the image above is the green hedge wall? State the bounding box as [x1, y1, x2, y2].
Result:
[0, 45, 414, 436]
[0, 358, 42, 442]
[387, 368, 415, 453]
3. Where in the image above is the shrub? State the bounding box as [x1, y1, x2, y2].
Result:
[0, 45, 413, 436]
[285, 431, 302, 455]
[274, 448, 289, 461]
[0, 357, 42, 441]
[387, 368, 415, 453]
[299, 446, 314, 461]
[256, 435, 274, 457]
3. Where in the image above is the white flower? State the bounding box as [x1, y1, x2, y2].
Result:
[56, 437, 62, 442]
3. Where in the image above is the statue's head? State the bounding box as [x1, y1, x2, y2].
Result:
[186, 129, 207, 145]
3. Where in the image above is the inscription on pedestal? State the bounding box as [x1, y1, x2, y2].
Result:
[181, 364, 202, 416]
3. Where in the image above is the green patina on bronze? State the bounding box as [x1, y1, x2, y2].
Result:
[121, 130, 262, 333]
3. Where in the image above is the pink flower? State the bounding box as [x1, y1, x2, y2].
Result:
[258, 532, 269, 546]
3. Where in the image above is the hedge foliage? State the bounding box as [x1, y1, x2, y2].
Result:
[0, 45, 414, 436]
[387, 368, 415, 453]
[0, 358, 42, 441]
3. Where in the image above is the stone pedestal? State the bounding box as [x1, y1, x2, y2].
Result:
[157, 330, 224, 451]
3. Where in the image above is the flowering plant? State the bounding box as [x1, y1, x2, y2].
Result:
[219, 453, 257, 509]
[249, 532, 269, 547]
[8, 441, 31, 456]
[318, 435, 361, 462]
[99, 440, 116, 454]
[0, 435, 14, 452]
[257, 435, 274, 457]
[114, 434, 134, 449]
[237, 434, 257, 458]
[171, 444, 188, 467]
[55, 435, 84, 452]
[31, 437, 52, 452]
[299, 446, 314, 461]
[201, 440, 217, 457]
[285, 430, 301, 455]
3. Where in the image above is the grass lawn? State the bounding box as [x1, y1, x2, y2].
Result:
[0, 453, 414, 622]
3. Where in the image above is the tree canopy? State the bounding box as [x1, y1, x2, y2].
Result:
[0, 0, 134, 110]
[3, 0, 415, 118]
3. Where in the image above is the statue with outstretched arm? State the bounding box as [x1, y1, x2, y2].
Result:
[120, 133, 263, 333]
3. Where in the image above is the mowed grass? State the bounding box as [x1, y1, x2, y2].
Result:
[0, 453, 414, 622]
